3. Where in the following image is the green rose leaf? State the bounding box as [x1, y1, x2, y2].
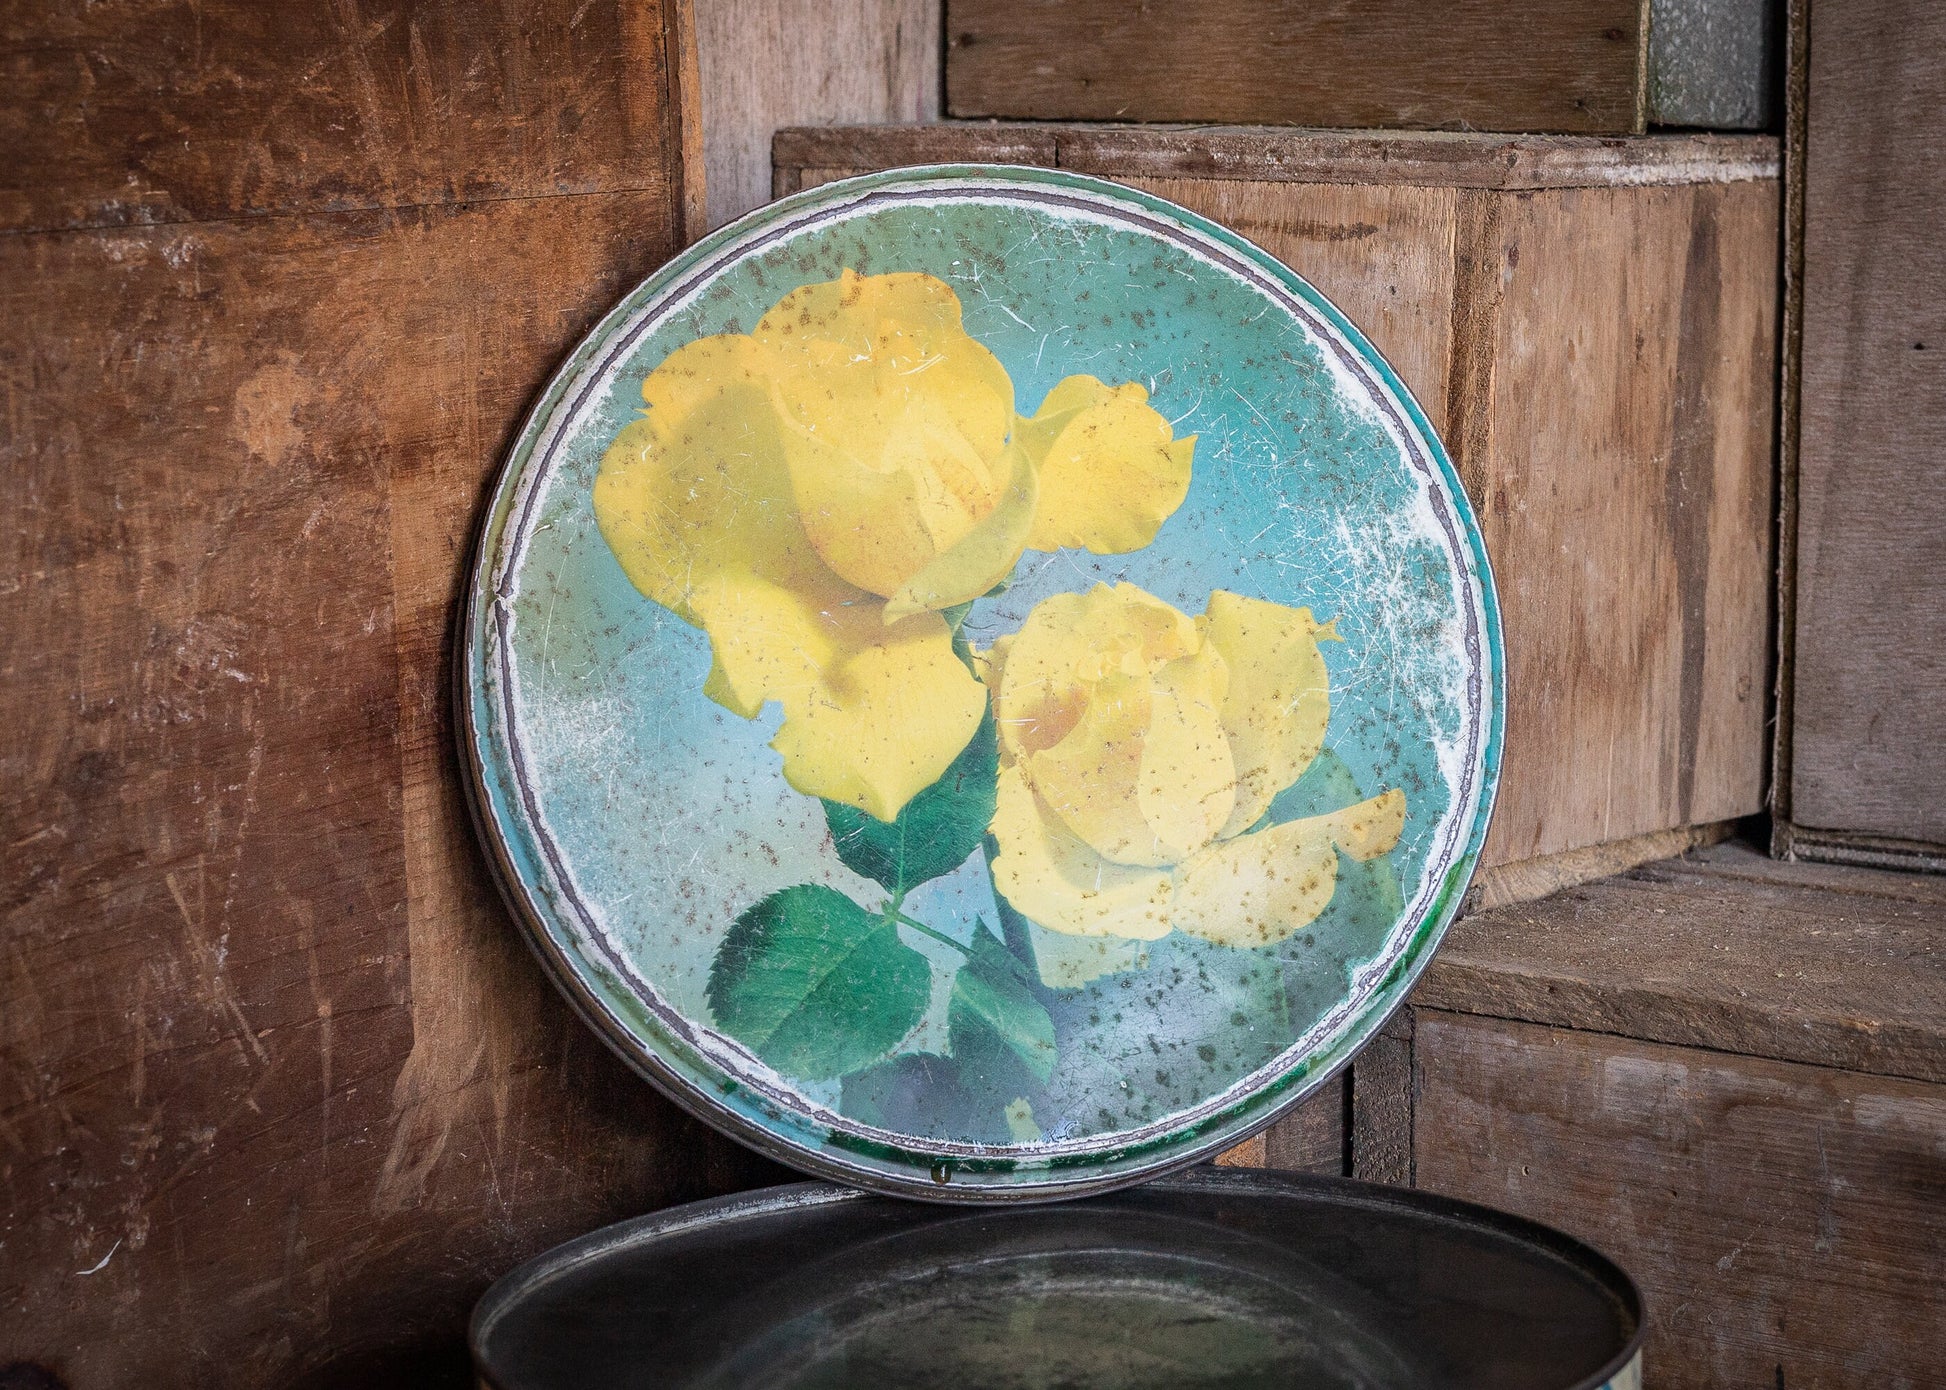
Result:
[948, 925, 1057, 1083]
[823, 705, 999, 894]
[706, 884, 930, 1081]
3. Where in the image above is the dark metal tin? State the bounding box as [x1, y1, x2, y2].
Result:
[472, 1167, 1644, 1390]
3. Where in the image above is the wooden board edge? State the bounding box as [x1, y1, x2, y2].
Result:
[771, 124, 1780, 190]
[1773, 823, 1946, 876]
[1464, 821, 1742, 914]
[670, 0, 709, 245]
[1769, 0, 1810, 843]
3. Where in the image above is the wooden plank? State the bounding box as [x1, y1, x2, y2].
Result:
[1265, 1074, 1347, 1176]
[0, 0, 691, 235]
[1464, 820, 1737, 913]
[0, 195, 785, 1390]
[944, 0, 1648, 134]
[1348, 1011, 1414, 1186]
[778, 124, 1781, 191]
[773, 125, 1062, 196]
[1471, 178, 1777, 864]
[696, 0, 938, 230]
[1415, 845, 1946, 1084]
[1786, 0, 1946, 854]
[1768, 0, 1810, 862]
[1670, 840, 1946, 905]
[1059, 128, 1780, 190]
[1415, 1011, 1946, 1390]
[778, 126, 1781, 870]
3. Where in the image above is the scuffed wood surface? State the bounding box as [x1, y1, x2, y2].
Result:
[1415, 1010, 1946, 1390]
[781, 127, 1778, 869]
[0, 0, 689, 234]
[1788, 0, 1946, 850]
[0, 4, 788, 1386]
[1348, 1011, 1414, 1187]
[0, 191, 784, 1390]
[945, 0, 1649, 134]
[1463, 178, 1776, 862]
[1418, 843, 1946, 1083]
[697, 0, 937, 230]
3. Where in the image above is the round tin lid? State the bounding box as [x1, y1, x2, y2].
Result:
[472, 1169, 1640, 1390]
[460, 166, 1502, 1200]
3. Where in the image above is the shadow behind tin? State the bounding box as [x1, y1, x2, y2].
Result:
[472, 1167, 1643, 1390]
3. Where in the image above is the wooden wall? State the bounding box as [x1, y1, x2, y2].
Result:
[1400, 846, 1946, 1388]
[1776, 0, 1946, 868]
[694, 0, 938, 230]
[0, 5, 784, 1386]
[777, 125, 1779, 885]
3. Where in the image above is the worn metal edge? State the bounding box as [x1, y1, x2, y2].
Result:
[468, 1166, 1646, 1390]
[775, 122, 1779, 189]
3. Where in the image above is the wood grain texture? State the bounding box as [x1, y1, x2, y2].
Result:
[696, 0, 938, 230]
[1059, 127, 1779, 190]
[1417, 843, 1946, 1084]
[1470, 178, 1777, 863]
[0, 5, 790, 1385]
[1787, 0, 1946, 851]
[0, 192, 784, 1390]
[780, 126, 1780, 869]
[1348, 1011, 1414, 1186]
[945, 0, 1648, 134]
[778, 124, 1780, 192]
[1415, 1011, 1946, 1390]
[0, 0, 688, 235]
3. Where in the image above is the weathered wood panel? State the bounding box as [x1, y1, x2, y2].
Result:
[696, 0, 938, 231]
[1787, 0, 1946, 853]
[0, 192, 785, 1390]
[1467, 178, 1777, 862]
[0, 0, 693, 235]
[1416, 1010, 1946, 1390]
[779, 127, 1779, 871]
[1418, 843, 1946, 1084]
[0, 3, 792, 1383]
[945, 0, 1648, 134]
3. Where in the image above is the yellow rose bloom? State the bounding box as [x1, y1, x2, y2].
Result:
[594, 270, 1195, 824]
[981, 583, 1405, 948]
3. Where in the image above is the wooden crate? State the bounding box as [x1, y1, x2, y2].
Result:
[943, 0, 1777, 134]
[1373, 844, 1946, 1388]
[776, 124, 1781, 882]
[1771, 0, 1946, 871]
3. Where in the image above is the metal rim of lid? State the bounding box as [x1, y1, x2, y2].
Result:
[455, 164, 1506, 1202]
[469, 1167, 1645, 1390]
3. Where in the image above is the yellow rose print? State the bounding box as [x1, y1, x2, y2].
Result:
[594, 270, 1195, 824]
[981, 583, 1405, 948]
